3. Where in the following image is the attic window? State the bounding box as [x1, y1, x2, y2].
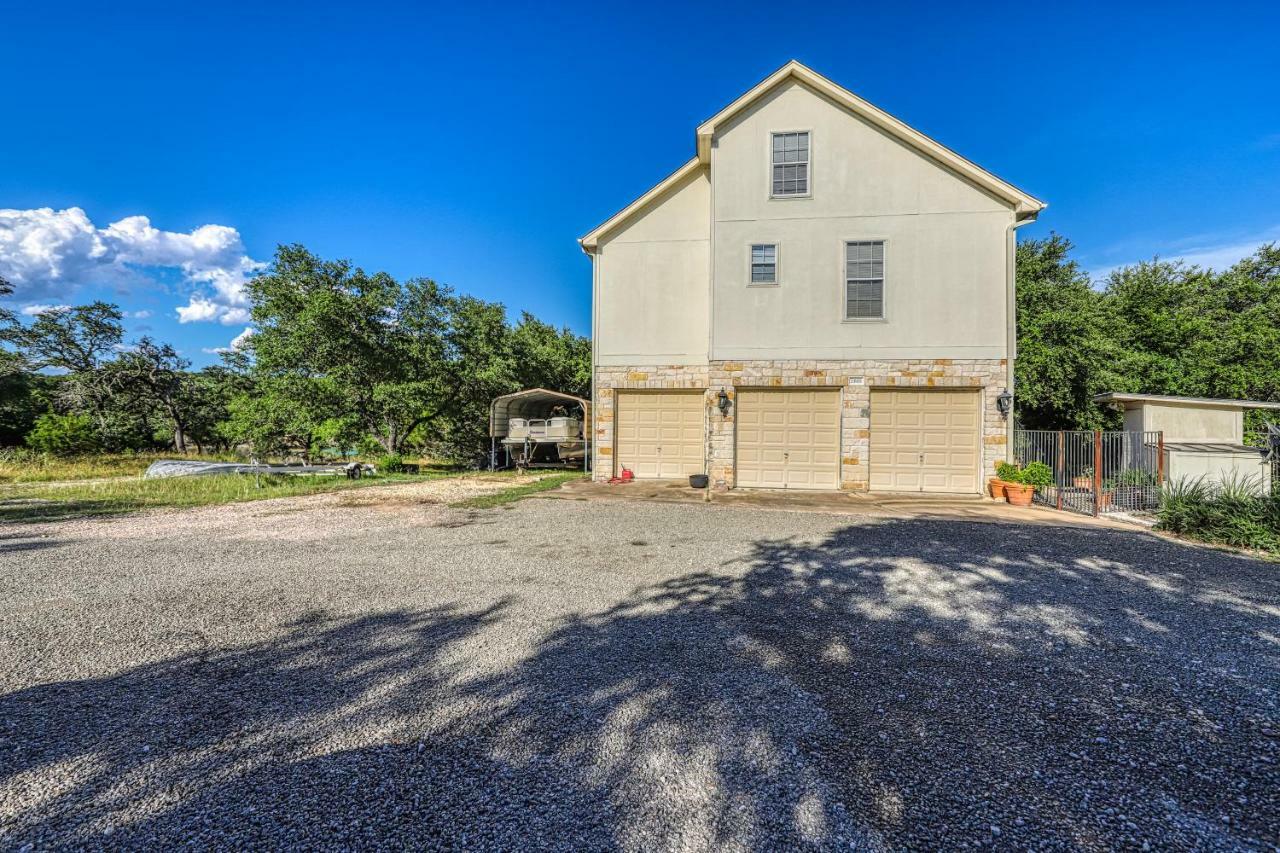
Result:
[771, 132, 809, 196]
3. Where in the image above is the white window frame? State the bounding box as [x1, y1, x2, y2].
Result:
[747, 242, 780, 286]
[769, 130, 812, 199]
[841, 238, 888, 322]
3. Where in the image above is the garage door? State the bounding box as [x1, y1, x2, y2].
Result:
[869, 388, 980, 493]
[615, 391, 705, 479]
[737, 389, 841, 490]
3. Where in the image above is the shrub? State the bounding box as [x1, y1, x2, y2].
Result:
[996, 460, 1051, 488]
[1020, 461, 1053, 488]
[1112, 468, 1158, 488]
[1157, 475, 1279, 553]
[376, 452, 406, 473]
[25, 413, 101, 456]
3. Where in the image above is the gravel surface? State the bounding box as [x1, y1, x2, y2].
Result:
[1, 489, 1277, 851]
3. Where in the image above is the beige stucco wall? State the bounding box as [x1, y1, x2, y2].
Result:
[592, 358, 1007, 490]
[709, 80, 1014, 361]
[1125, 403, 1244, 443]
[594, 167, 710, 366]
[1166, 448, 1271, 495]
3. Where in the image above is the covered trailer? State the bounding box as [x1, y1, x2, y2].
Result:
[489, 388, 591, 471]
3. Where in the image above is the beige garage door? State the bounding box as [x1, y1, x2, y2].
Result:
[869, 388, 980, 493]
[615, 391, 704, 479]
[737, 389, 841, 490]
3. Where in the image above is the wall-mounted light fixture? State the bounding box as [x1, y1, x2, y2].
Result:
[716, 388, 732, 416]
[996, 389, 1014, 419]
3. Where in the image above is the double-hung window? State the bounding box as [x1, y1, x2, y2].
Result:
[845, 241, 885, 319]
[771, 132, 809, 196]
[750, 244, 777, 284]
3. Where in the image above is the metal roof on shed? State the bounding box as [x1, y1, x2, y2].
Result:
[489, 388, 590, 438]
[1092, 393, 1280, 410]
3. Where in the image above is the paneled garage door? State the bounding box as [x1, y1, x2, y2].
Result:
[614, 391, 705, 479]
[869, 388, 981, 493]
[737, 389, 841, 490]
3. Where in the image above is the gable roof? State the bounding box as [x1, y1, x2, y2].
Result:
[580, 60, 1046, 253]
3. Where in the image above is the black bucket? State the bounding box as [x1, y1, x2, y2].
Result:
[688, 474, 710, 489]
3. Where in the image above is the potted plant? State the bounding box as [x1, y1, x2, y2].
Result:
[1004, 461, 1052, 507]
[990, 460, 1018, 498]
[1097, 478, 1115, 511]
[1072, 466, 1093, 489]
[1110, 468, 1157, 510]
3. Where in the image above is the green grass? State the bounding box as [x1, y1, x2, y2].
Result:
[451, 472, 584, 509]
[0, 471, 425, 522]
[0, 451, 243, 484]
[0, 450, 467, 485]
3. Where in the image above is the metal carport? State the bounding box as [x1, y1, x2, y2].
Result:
[489, 388, 591, 471]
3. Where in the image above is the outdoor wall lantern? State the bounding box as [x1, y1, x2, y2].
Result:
[996, 389, 1014, 419]
[716, 388, 732, 416]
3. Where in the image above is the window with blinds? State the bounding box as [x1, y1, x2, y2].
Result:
[750, 244, 777, 283]
[771, 132, 809, 196]
[845, 241, 885, 319]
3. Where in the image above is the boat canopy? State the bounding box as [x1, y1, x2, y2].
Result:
[489, 388, 591, 438]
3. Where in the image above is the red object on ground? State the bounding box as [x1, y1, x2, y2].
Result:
[608, 467, 636, 485]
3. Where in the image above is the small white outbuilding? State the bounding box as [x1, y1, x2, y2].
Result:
[1093, 393, 1276, 494]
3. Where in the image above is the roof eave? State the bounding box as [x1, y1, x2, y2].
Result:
[1093, 393, 1280, 410]
[579, 157, 703, 253]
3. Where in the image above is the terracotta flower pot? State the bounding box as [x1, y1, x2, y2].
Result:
[988, 477, 1006, 499]
[1004, 483, 1035, 506]
[1072, 476, 1092, 489]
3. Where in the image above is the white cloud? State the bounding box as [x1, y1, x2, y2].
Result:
[19, 303, 71, 316]
[202, 326, 256, 355]
[127, 309, 152, 319]
[0, 207, 264, 325]
[1089, 224, 1280, 282]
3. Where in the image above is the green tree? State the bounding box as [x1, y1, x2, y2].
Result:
[4, 301, 123, 374]
[1103, 245, 1280, 432]
[1013, 235, 1122, 429]
[247, 245, 518, 456]
[509, 312, 591, 397]
[25, 412, 100, 455]
[221, 376, 342, 460]
[0, 274, 15, 327]
[106, 338, 199, 452]
[0, 275, 42, 444]
[183, 364, 255, 453]
[2, 302, 126, 436]
[1102, 259, 1212, 396]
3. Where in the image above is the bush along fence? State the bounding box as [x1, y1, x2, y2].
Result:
[1012, 430, 1164, 516]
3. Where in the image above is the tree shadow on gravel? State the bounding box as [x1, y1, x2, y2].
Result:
[454, 520, 1279, 850]
[0, 530, 64, 554]
[3, 519, 1277, 850]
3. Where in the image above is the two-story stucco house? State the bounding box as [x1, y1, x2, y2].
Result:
[579, 61, 1045, 493]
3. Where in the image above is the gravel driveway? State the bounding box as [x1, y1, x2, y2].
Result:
[1, 488, 1277, 850]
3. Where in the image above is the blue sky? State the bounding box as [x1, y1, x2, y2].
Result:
[2, 0, 1278, 366]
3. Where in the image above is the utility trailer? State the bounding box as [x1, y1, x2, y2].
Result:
[489, 388, 590, 471]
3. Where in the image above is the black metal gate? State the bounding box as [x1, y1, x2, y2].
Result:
[1012, 430, 1164, 516]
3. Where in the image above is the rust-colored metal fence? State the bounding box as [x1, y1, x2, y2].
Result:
[1012, 430, 1164, 516]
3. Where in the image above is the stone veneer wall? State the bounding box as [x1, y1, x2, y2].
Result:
[593, 359, 1009, 490]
